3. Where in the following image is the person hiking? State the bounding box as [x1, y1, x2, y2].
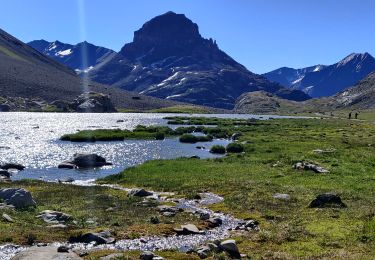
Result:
[355, 112, 359, 119]
[348, 112, 352, 119]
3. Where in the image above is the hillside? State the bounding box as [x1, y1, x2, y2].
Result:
[0, 28, 195, 111]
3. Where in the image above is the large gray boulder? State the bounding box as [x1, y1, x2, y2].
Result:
[37, 210, 72, 224]
[0, 188, 36, 209]
[71, 92, 117, 113]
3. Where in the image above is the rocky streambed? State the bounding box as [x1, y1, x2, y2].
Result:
[0, 180, 256, 259]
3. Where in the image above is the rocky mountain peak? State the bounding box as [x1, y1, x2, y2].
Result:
[337, 52, 374, 67]
[133, 11, 201, 43]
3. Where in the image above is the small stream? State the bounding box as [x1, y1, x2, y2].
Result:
[0, 180, 242, 259]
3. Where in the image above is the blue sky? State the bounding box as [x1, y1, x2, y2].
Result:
[1, 0, 374, 73]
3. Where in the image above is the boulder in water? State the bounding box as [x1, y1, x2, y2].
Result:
[72, 153, 112, 168]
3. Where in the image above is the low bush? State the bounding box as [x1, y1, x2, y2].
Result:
[210, 145, 226, 154]
[226, 143, 244, 153]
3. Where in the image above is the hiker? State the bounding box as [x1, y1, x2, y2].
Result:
[348, 112, 352, 119]
[355, 112, 358, 119]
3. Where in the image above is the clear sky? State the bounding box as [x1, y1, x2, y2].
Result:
[1, 0, 374, 73]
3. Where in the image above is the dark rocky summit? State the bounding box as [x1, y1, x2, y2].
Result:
[89, 11, 310, 109]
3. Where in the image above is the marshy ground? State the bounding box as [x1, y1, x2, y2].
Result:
[1, 116, 375, 259]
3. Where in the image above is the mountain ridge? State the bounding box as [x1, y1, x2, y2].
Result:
[264, 53, 375, 98]
[28, 39, 116, 72]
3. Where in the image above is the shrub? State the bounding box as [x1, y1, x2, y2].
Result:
[155, 132, 165, 140]
[210, 145, 226, 154]
[179, 134, 212, 143]
[226, 143, 244, 153]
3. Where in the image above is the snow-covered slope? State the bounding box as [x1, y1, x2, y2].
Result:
[28, 40, 116, 72]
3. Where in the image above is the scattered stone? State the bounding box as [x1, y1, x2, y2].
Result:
[220, 239, 241, 259]
[206, 217, 223, 228]
[207, 243, 220, 253]
[190, 155, 200, 159]
[105, 207, 115, 212]
[313, 148, 336, 154]
[309, 193, 347, 208]
[57, 245, 70, 253]
[294, 161, 329, 173]
[69, 230, 115, 245]
[2, 213, 14, 222]
[198, 212, 210, 220]
[128, 188, 153, 197]
[37, 210, 72, 224]
[273, 193, 290, 200]
[174, 224, 204, 235]
[72, 153, 112, 168]
[235, 219, 259, 231]
[197, 245, 210, 259]
[0, 163, 25, 171]
[0, 188, 36, 209]
[58, 162, 77, 169]
[36, 243, 48, 247]
[116, 120, 125, 123]
[196, 146, 205, 150]
[100, 253, 124, 260]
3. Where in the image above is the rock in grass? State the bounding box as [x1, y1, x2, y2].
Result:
[2, 213, 14, 222]
[294, 161, 329, 173]
[174, 224, 204, 235]
[37, 210, 72, 224]
[128, 188, 153, 197]
[0, 188, 36, 209]
[220, 240, 241, 259]
[72, 153, 112, 168]
[197, 245, 210, 259]
[0, 163, 25, 171]
[273, 193, 290, 200]
[309, 193, 347, 208]
[69, 230, 115, 245]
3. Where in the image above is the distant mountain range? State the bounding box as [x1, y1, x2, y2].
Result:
[28, 40, 116, 72]
[264, 53, 375, 98]
[87, 11, 310, 109]
[0, 28, 190, 111]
